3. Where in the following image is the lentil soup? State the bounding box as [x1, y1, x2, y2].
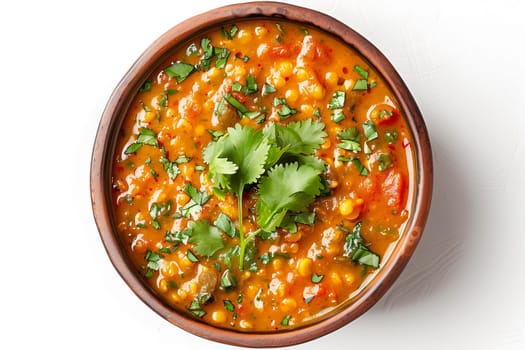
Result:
[111, 19, 414, 332]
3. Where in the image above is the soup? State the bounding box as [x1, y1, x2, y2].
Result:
[111, 19, 413, 331]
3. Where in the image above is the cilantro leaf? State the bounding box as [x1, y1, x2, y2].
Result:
[124, 127, 158, 154]
[204, 124, 269, 193]
[256, 163, 323, 232]
[263, 119, 326, 164]
[180, 183, 211, 218]
[214, 213, 237, 238]
[353, 79, 369, 91]
[188, 220, 225, 257]
[165, 62, 195, 83]
[363, 121, 378, 141]
[353, 64, 368, 79]
[328, 91, 345, 109]
[340, 222, 379, 268]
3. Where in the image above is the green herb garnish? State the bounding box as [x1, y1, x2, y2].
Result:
[340, 222, 379, 268]
[328, 91, 345, 109]
[165, 62, 195, 83]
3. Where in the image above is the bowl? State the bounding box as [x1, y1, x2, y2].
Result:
[90, 2, 432, 347]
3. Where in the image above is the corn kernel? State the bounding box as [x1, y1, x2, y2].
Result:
[329, 271, 343, 289]
[344, 79, 354, 90]
[271, 75, 286, 89]
[176, 193, 190, 206]
[257, 43, 269, 58]
[162, 261, 178, 277]
[297, 258, 313, 277]
[344, 272, 355, 285]
[278, 61, 293, 76]
[284, 231, 302, 243]
[289, 243, 299, 254]
[170, 292, 180, 303]
[239, 320, 253, 329]
[178, 289, 187, 300]
[255, 26, 268, 37]
[295, 67, 309, 81]
[165, 108, 176, 118]
[272, 258, 283, 271]
[325, 71, 338, 87]
[181, 163, 194, 179]
[211, 311, 227, 323]
[311, 84, 325, 100]
[285, 89, 299, 103]
[143, 111, 156, 123]
[158, 279, 168, 293]
[181, 255, 194, 268]
[232, 66, 246, 81]
[278, 283, 286, 297]
[194, 124, 205, 136]
[225, 63, 235, 74]
[300, 104, 313, 115]
[237, 29, 252, 44]
[281, 297, 297, 312]
[329, 180, 338, 189]
[207, 67, 221, 80]
[339, 199, 355, 216]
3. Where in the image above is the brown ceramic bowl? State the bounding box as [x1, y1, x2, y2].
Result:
[91, 1, 432, 347]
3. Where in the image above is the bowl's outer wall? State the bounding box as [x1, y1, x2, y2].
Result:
[90, 2, 433, 347]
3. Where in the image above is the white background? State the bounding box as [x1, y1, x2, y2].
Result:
[1, 0, 524, 349]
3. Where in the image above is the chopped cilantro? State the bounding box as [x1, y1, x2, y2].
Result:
[207, 129, 224, 141]
[340, 222, 379, 268]
[377, 153, 393, 171]
[328, 91, 345, 109]
[124, 127, 158, 154]
[164, 62, 195, 83]
[214, 213, 237, 238]
[186, 43, 199, 56]
[221, 24, 239, 40]
[362, 121, 378, 141]
[353, 79, 369, 91]
[180, 183, 211, 218]
[379, 109, 393, 119]
[385, 130, 398, 143]
[352, 158, 369, 176]
[311, 273, 324, 283]
[139, 80, 152, 92]
[220, 269, 237, 289]
[353, 64, 368, 79]
[186, 249, 199, 263]
[281, 315, 291, 326]
[224, 93, 251, 116]
[223, 299, 235, 312]
[331, 109, 345, 123]
[262, 83, 276, 95]
[215, 47, 230, 69]
[337, 139, 361, 153]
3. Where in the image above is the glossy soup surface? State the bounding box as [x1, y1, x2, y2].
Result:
[112, 20, 414, 332]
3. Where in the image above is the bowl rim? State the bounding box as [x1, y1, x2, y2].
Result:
[90, 1, 433, 347]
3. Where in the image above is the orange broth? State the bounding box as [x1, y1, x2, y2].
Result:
[112, 20, 413, 331]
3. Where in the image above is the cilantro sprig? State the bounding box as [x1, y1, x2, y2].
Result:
[203, 121, 327, 270]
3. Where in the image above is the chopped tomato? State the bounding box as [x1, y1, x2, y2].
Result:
[382, 169, 405, 211]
